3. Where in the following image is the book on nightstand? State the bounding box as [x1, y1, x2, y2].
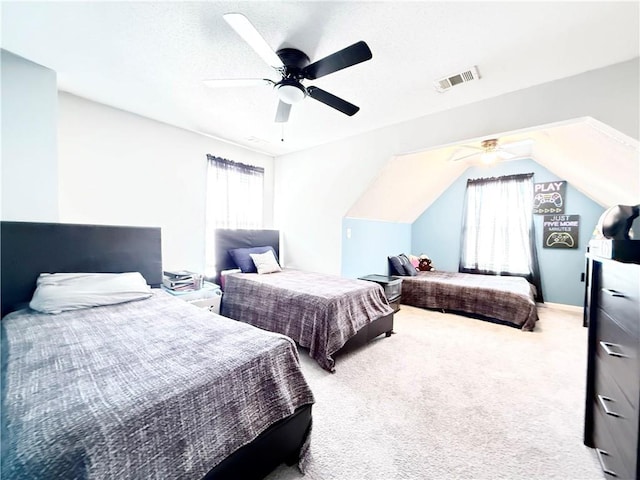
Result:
[162, 270, 203, 291]
[163, 270, 197, 279]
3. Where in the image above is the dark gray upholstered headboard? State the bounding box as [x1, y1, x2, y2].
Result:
[213, 229, 279, 287]
[1, 221, 163, 317]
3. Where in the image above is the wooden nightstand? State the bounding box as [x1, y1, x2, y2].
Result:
[358, 274, 402, 312]
[162, 282, 223, 314]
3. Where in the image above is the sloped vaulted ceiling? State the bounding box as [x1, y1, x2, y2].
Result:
[533, 119, 639, 207]
[347, 117, 640, 223]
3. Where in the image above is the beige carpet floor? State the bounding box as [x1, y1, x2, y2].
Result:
[267, 304, 602, 480]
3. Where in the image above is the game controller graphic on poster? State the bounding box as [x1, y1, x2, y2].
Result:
[546, 232, 574, 248]
[543, 214, 579, 249]
[533, 181, 566, 214]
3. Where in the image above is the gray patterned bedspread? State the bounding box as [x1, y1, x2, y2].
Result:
[1, 291, 315, 479]
[221, 269, 393, 372]
[400, 271, 537, 330]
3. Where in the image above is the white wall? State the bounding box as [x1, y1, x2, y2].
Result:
[275, 59, 639, 275]
[1, 50, 59, 221]
[58, 93, 274, 272]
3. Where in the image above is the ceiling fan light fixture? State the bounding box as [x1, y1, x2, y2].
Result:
[481, 151, 498, 164]
[480, 138, 499, 163]
[276, 80, 306, 104]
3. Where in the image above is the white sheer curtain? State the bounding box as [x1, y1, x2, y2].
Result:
[205, 155, 264, 275]
[459, 173, 543, 300]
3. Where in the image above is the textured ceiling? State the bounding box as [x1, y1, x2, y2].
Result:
[2, 1, 638, 156]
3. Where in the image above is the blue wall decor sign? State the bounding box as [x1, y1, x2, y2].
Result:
[543, 214, 579, 249]
[534, 181, 566, 214]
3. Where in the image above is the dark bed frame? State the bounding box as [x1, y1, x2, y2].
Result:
[214, 228, 394, 360]
[1, 221, 312, 480]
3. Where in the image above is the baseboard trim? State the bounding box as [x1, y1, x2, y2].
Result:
[537, 302, 582, 313]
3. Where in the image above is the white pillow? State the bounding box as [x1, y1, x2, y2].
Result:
[29, 272, 152, 314]
[249, 250, 282, 274]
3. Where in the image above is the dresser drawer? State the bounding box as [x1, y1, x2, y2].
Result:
[592, 403, 634, 479]
[594, 363, 639, 469]
[598, 260, 639, 337]
[596, 309, 640, 409]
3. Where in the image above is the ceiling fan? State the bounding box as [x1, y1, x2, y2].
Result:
[203, 13, 372, 123]
[449, 138, 534, 163]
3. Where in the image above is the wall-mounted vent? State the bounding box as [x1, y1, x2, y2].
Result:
[433, 66, 480, 93]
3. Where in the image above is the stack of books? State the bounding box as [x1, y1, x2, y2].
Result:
[162, 270, 203, 292]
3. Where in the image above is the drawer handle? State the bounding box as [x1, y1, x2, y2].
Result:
[595, 449, 618, 477]
[597, 395, 621, 417]
[602, 288, 625, 298]
[599, 341, 628, 358]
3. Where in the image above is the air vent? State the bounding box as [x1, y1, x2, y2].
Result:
[433, 66, 480, 93]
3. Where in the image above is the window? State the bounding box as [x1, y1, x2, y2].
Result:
[206, 155, 264, 229]
[205, 155, 264, 273]
[459, 173, 543, 300]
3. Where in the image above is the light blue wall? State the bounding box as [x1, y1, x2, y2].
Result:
[341, 218, 411, 278]
[1, 49, 59, 221]
[411, 158, 605, 306]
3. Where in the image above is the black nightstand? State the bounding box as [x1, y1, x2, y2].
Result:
[359, 274, 402, 312]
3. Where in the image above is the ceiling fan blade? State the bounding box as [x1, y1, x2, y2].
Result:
[458, 144, 484, 151]
[450, 151, 482, 162]
[202, 78, 274, 88]
[500, 138, 535, 149]
[275, 101, 291, 123]
[223, 13, 284, 69]
[306, 86, 359, 116]
[497, 150, 517, 160]
[302, 41, 372, 80]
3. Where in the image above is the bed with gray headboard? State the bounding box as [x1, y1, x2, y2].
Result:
[1, 221, 313, 480]
[215, 228, 395, 372]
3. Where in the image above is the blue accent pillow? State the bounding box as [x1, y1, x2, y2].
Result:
[400, 254, 417, 276]
[229, 246, 279, 273]
[388, 253, 417, 277]
[388, 254, 409, 276]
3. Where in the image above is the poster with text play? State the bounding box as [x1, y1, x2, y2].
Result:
[533, 181, 566, 214]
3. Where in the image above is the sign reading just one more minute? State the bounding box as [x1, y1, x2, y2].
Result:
[543, 214, 580, 249]
[533, 181, 566, 214]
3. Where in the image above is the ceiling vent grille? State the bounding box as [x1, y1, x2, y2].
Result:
[433, 66, 480, 93]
